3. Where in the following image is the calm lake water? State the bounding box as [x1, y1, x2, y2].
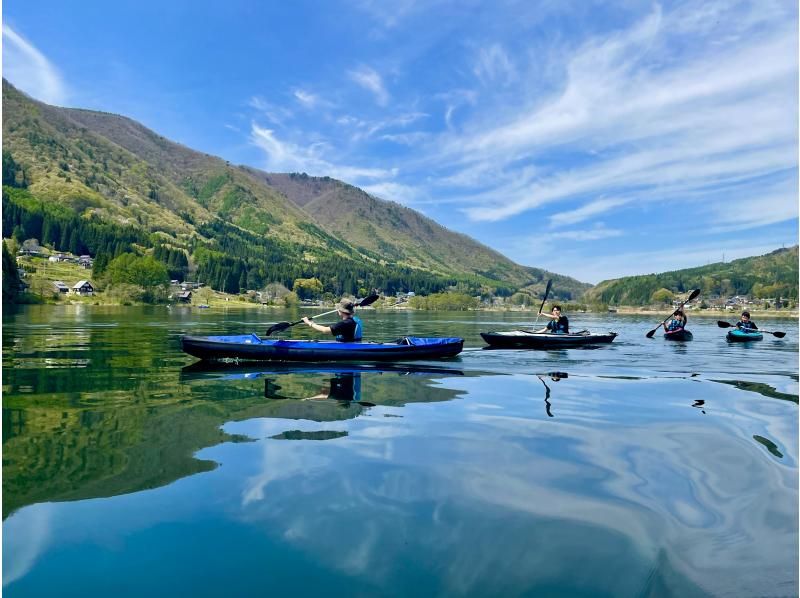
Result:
[3, 305, 798, 596]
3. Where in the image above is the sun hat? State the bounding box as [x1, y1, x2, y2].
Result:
[337, 300, 355, 315]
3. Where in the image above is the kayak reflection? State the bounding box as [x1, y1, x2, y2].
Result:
[179, 362, 472, 421]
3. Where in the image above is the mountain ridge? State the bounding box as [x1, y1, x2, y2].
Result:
[2, 79, 589, 299]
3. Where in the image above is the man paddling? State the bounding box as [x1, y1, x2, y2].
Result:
[736, 311, 758, 331]
[536, 305, 569, 334]
[662, 309, 687, 333]
[302, 300, 363, 342]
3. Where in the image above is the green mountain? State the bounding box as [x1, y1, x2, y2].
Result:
[585, 247, 799, 305]
[2, 79, 588, 298]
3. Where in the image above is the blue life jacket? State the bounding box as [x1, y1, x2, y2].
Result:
[667, 319, 684, 331]
[336, 315, 363, 342]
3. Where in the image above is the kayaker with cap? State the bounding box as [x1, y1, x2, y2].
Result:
[536, 305, 569, 334]
[302, 299, 363, 342]
[662, 309, 687, 333]
[736, 311, 758, 331]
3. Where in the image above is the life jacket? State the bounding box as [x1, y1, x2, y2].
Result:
[737, 321, 756, 330]
[667, 319, 684, 331]
[547, 317, 568, 334]
[336, 315, 363, 342]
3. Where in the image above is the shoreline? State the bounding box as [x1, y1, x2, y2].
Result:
[11, 298, 798, 319]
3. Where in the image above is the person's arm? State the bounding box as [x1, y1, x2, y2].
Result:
[538, 312, 558, 320]
[751, 322, 758, 329]
[302, 317, 332, 334]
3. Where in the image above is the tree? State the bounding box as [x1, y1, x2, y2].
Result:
[650, 288, 674, 304]
[2, 240, 25, 302]
[105, 254, 167, 287]
[293, 277, 324, 300]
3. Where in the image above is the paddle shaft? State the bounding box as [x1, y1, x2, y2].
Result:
[266, 293, 380, 335]
[533, 280, 553, 327]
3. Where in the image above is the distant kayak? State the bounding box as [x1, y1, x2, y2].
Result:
[480, 330, 617, 349]
[664, 328, 693, 341]
[181, 334, 464, 362]
[726, 329, 763, 342]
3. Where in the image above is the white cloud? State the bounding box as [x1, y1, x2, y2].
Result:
[293, 89, 319, 108]
[361, 181, 420, 206]
[348, 65, 390, 106]
[434, 4, 797, 224]
[248, 96, 293, 125]
[549, 198, 631, 227]
[473, 44, 517, 86]
[250, 123, 394, 182]
[2, 25, 66, 105]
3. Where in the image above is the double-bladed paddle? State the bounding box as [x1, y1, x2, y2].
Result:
[533, 279, 553, 327]
[716, 321, 786, 338]
[645, 288, 701, 338]
[265, 292, 380, 336]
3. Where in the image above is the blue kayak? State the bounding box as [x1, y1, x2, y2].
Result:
[726, 329, 763, 342]
[181, 334, 464, 362]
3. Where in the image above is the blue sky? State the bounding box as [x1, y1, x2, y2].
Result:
[3, 0, 798, 283]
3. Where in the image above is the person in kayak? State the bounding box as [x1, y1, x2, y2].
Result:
[536, 305, 569, 334]
[302, 300, 363, 341]
[736, 311, 758, 331]
[663, 309, 687, 332]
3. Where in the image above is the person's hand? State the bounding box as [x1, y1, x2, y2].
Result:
[302, 317, 311, 325]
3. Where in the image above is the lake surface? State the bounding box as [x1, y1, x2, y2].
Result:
[3, 305, 798, 596]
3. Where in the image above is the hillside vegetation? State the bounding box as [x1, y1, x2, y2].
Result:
[585, 247, 798, 306]
[2, 79, 588, 301]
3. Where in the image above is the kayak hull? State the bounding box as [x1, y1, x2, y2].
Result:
[664, 329, 693, 341]
[726, 329, 763, 342]
[181, 334, 464, 362]
[480, 331, 617, 349]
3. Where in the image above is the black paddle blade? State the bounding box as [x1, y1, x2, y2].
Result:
[357, 293, 380, 308]
[717, 321, 733, 328]
[771, 331, 786, 338]
[687, 288, 701, 302]
[645, 328, 657, 339]
[265, 321, 292, 336]
[544, 279, 553, 297]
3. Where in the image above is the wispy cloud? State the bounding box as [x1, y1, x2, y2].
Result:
[442, 4, 797, 226]
[250, 123, 395, 182]
[360, 181, 420, 205]
[248, 96, 293, 125]
[2, 25, 66, 105]
[549, 198, 630, 227]
[473, 44, 517, 86]
[348, 65, 390, 106]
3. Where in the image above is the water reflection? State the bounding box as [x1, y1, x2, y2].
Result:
[3, 363, 470, 519]
[537, 372, 569, 417]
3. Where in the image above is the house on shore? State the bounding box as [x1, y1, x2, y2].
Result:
[72, 280, 94, 295]
[53, 281, 70, 294]
[177, 291, 192, 303]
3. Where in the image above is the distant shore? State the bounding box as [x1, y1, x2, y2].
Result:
[19, 296, 798, 319]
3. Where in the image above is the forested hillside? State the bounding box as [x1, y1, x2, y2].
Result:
[585, 247, 798, 305]
[2, 79, 589, 301]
